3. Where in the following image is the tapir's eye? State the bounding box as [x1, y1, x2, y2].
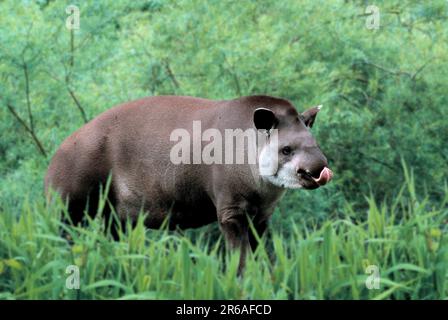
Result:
[281, 146, 292, 156]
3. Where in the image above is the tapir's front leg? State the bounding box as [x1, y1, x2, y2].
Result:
[217, 202, 250, 275]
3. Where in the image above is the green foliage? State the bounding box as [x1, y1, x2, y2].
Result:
[1, 0, 447, 209]
[0, 177, 446, 299]
[0, 0, 447, 299]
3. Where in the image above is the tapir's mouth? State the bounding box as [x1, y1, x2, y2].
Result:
[312, 167, 333, 186]
[299, 167, 333, 189]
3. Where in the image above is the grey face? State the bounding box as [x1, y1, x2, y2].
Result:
[254, 105, 333, 190]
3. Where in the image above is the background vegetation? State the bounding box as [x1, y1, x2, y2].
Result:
[0, 0, 447, 299]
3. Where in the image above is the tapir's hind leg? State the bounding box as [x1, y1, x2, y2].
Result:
[66, 198, 89, 226]
[61, 184, 120, 240]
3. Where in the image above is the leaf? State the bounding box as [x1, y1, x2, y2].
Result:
[4, 259, 23, 270]
[83, 280, 130, 292]
[384, 264, 430, 276]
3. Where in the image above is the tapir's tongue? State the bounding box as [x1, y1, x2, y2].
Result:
[313, 167, 333, 186]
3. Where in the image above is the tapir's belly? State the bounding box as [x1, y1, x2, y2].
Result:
[169, 197, 217, 229]
[141, 185, 218, 230]
[142, 200, 217, 230]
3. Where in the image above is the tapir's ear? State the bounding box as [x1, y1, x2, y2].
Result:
[253, 108, 277, 131]
[301, 105, 322, 128]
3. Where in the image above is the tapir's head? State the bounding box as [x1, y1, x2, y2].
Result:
[254, 103, 333, 190]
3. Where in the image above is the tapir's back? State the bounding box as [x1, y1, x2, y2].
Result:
[45, 96, 219, 197]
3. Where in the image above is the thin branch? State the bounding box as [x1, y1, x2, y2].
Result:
[47, 28, 89, 123]
[5, 103, 47, 157]
[224, 55, 242, 96]
[163, 60, 180, 90]
[67, 86, 88, 123]
[362, 57, 438, 81]
[411, 58, 435, 80]
[338, 94, 362, 108]
[64, 27, 89, 122]
[22, 61, 34, 132]
[1, 23, 47, 157]
[70, 28, 75, 68]
[333, 142, 398, 172]
[42, 69, 88, 123]
[361, 60, 412, 78]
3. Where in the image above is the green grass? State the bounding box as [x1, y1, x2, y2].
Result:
[0, 173, 447, 300]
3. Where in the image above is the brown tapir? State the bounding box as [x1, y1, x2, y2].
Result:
[45, 95, 332, 273]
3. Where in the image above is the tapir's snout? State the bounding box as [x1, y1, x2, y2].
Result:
[295, 147, 333, 188]
[297, 165, 333, 188]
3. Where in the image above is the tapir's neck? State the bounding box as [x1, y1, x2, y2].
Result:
[256, 174, 287, 206]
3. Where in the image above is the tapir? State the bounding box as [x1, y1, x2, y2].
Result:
[45, 95, 333, 272]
